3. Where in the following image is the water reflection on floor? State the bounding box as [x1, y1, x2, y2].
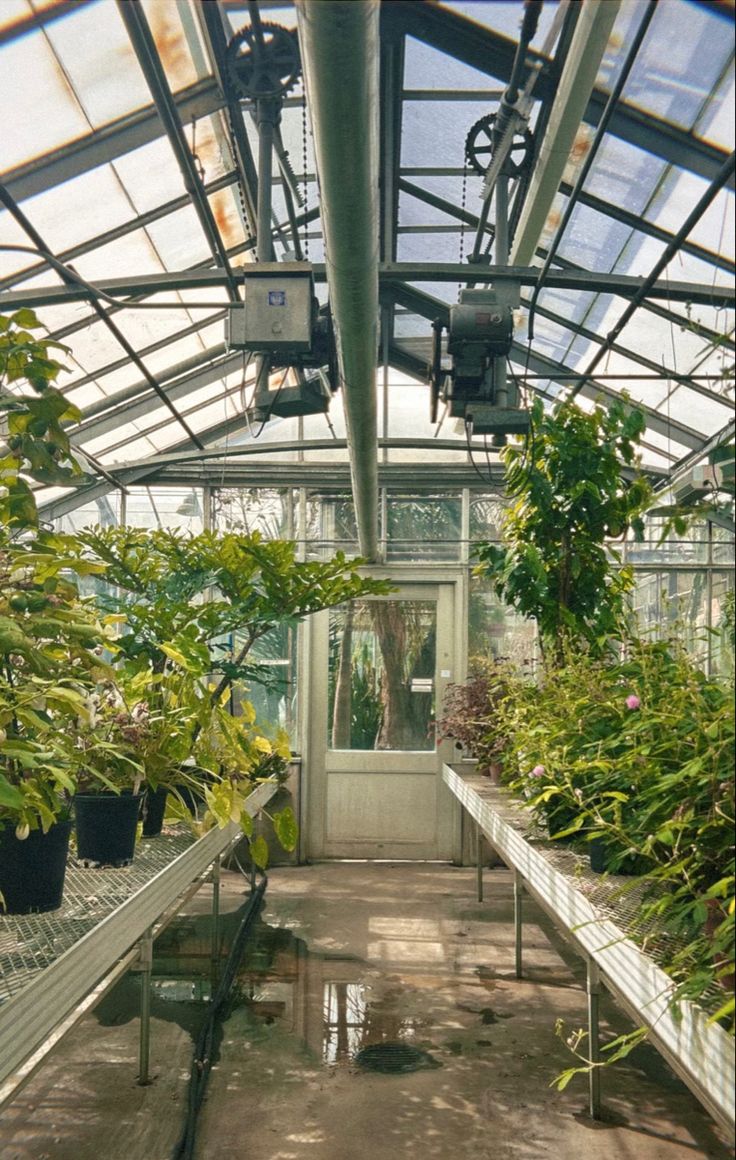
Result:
[140, 910, 445, 1073]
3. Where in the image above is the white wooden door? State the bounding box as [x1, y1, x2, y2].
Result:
[306, 584, 457, 860]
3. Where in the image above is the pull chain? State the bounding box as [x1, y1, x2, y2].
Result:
[458, 159, 469, 301]
[301, 91, 310, 260]
[226, 109, 256, 259]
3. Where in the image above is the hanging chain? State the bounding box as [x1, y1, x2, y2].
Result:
[458, 159, 469, 301]
[301, 91, 310, 260]
[225, 108, 257, 260]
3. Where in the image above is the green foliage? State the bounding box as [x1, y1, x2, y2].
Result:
[0, 532, 115, 831]
[473, 639, 735, 1017]
[0, 309, 86, 528]
[77, 525, 393, 682]
[474, 397, 652, 660]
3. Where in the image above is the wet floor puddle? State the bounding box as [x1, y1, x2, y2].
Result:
[95, 903, 505, 1073]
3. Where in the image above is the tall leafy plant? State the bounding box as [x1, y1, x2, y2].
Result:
[0, 310, 110, 834]
[474, 396, 652, 660]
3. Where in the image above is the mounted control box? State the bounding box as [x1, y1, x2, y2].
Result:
[226, 264, 314, 354]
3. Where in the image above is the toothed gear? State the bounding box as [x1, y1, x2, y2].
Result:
[226, 23, 301, 100]
[465, 112, 534, 179]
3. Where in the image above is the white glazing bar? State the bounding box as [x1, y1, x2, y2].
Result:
[0, 781, 277, 1092]
[442, 764, 735, 1137]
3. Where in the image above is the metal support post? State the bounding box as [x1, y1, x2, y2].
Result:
[476, 821, 484, 903]
[252, 96, 280, 416]
[587, 958, 602, 1120]
[210, 855, 221, 990]
[136, 927, 154, 1085]
[513, 870, 523, 978]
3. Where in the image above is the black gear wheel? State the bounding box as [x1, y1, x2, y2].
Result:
[465, 112, 534, 179]
[226, 23, 301, 100]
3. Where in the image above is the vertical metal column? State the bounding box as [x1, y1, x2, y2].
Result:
[137, 927, 154, 1085]
[210, 855, 222, 990]
[587, 958, 602, 1120]
[513, 870, 523, 978]
[476, 821, 484, 903]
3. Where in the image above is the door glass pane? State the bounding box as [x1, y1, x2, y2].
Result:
[328, 600, 437, 752]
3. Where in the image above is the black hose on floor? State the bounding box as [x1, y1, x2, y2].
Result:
[171, 871, 268, 1160]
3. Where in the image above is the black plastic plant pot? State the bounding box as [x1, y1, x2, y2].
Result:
[74, 792, 143, 867]
[141, 785, 168, 838]
[0, 818, 72, 914]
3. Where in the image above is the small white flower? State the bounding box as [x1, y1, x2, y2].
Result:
[15, 822, 30, 840]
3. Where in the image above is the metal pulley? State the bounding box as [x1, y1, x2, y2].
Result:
[226, 22, 301, 100]
[465, 112, 534, 179]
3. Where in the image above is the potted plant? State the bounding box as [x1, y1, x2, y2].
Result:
[437, 657, 521, 781]
[70, 682, 147, 867]
[0, 309, 116, 908]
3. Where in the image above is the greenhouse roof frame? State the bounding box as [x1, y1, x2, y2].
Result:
[0, 0, 734, 555]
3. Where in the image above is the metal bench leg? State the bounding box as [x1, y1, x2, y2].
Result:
[514, 871, 523, 979]
[587, 958, 601, 1120]
[476, 822, 484, 903]
[136, 927, 154, 1085]
[210, 855, 221, 990]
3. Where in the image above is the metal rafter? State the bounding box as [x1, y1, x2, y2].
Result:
[3, 264, 732, 310]
[1, 78, 224, 203]
[116, 0, 238, 298]
[381, 0, 734, 187]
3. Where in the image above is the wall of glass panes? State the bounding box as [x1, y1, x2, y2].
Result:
[626, 518, 735, 675]
[56, 486, 734, 745]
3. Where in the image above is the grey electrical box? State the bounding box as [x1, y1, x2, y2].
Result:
[226, 264, 314, 354]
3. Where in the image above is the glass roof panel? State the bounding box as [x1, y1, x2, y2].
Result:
[698, 69, 736, 151]
[2, 165, 136, 264]
[616, 0, 732, 131]
[404, 35, 506, 92]
[43, 2, 151, 127]
[140, 0, 206, 92]
[110, 136, 189, 215]
[1, 31, 91, 170]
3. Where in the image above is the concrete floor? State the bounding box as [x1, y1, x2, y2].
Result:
[0, 862, 732, 1160]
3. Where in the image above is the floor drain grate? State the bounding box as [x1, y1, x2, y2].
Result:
[353, 1042, 442, 1074]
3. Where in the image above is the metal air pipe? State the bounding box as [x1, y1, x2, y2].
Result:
[296, 0, 380, 561]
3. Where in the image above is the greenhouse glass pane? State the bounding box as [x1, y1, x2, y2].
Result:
[111, 137, 189, 216]
[124, 486, 204, 532]
[618, 0, 731, 131]
[214, 488, 294, 538]
[469, 495, 505, 543]
[386, 493, 462, 562]
[467, 576, 537, 666]
[56, 492, 120, 535]
[710, 571, 735, 678]
[327, 600, 437, 752]
[583, 134, 667, 218]
[404, 35, 505, 92]
[306, 491, 359, 558]
[140, 0, 208, 92]
[45, 2, 151, 126]
[698, 70, 736, 151]
[1, 32, 90, 170]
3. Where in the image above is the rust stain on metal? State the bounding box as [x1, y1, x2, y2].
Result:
[146, 0, 198, 91]
[210, 186, 246, 251]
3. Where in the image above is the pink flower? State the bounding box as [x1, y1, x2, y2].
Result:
[530, 764, 546, 778]
[625, 694, 641, 711]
